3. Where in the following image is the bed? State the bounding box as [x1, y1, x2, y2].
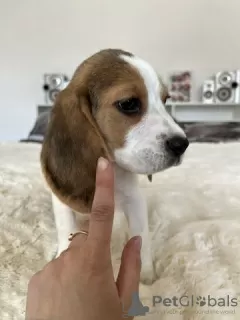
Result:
[1, 113, 240, 319]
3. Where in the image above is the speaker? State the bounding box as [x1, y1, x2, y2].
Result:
[202, 80, 215, 104]
[215, 71, 240, 103]
[43, 73, 69, 105]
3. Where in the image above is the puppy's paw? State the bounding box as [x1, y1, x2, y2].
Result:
[140, 261, 157, 285]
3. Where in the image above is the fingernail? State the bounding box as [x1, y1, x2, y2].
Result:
[97, 157, 109, 171]
[132, 236, 142, 252]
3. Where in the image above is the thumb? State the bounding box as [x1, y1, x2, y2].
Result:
[116, 236, 142, 312]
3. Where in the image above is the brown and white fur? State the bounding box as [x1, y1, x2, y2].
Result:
[40, 49, 189, 284]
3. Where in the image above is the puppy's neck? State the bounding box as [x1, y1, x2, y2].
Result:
[114, 164, 141, 207]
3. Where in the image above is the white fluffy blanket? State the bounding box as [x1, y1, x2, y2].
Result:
[1, 142, 240, 320]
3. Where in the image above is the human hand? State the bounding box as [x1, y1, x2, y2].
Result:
[26, 157, 142, 320]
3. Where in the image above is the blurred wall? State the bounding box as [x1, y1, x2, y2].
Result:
[0, 0, 240, 140]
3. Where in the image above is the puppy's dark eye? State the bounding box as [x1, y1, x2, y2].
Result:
[115, 97, 141, 115]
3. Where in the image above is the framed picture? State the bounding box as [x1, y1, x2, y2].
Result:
[168, 71, 192, 102]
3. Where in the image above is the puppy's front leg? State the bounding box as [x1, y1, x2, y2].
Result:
[51, 193, 79, 257]
[123, 190, 156, 285]
[115, 168, 156, 285]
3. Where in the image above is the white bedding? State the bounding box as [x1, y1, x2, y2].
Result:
[1, 142, 240, 319]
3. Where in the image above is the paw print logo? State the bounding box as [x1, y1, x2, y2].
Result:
[196, 296, 206, 307]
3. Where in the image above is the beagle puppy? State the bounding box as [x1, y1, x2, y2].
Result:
[40, 48, 189, 284]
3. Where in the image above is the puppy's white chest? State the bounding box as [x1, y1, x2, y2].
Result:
[114, 165, 141, 206]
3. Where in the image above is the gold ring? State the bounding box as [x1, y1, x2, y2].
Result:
[68, 231, 88, 241]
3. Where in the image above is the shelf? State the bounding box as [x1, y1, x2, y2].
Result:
[165, 102, 240, 122]
[38, 105, 52, 115]
[37, 103, 240, 123]
[166, 102, 240, 107]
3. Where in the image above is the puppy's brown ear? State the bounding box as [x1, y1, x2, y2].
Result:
[40, 87, 112, 213]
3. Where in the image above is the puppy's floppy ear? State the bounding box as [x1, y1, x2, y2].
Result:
[40, 86, 113, 213]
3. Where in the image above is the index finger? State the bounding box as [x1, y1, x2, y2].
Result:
[87, 157, 115, 250]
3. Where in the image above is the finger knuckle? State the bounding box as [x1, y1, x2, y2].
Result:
[78, 246, 98, 272]
[91, 204, 113, 222]
[83, 258, 101, 276]
[28, 273, 39, 288]
[32, 270, 41, 280]
[59, 248, 75, 266]
[28, 269, 46, 290]
[61, 247, 98, 275]
[42, 261, 55, 274]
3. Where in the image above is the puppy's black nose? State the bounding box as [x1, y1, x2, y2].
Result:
[166, 136, 189, 156]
